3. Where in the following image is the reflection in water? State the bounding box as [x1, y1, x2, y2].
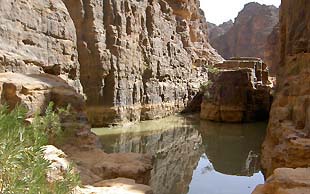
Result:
[188, 154, 264, 194]
[199, 121, 266, 176]
[92, 115, 267, 194]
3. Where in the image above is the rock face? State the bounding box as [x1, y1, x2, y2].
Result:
[0, 73, 92, 146]
[43, 145, 153, 194]
[0, 0, 222, 127]
[200, 58, 272, 122]
[210, 2, 278, 62]
[62, 0, 222, 126]
[0, 73, 153, 192]
[260, 0, 310, 177]
[207, 20, 233, 42]
[252, 168, 310, 194]
[63, 146, 153, 185]
[264, 23, 280, 76]
[0, 0, 82, 92]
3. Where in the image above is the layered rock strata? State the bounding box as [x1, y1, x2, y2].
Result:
[207, 20, 233, 42]
[0, 0, 82, 92]
[0, 0, 222, 126]
[62, 0, 222, 126]
[253, 0, 310, 193]
[0, 73, 153, 192]
[264, 23, 280, 76]
[260, 0, 310, 177]
[210, 2, 278, 62]
[200, 58, 272, 122]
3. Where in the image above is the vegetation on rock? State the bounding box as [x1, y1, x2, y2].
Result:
[0, 103, 80, 194]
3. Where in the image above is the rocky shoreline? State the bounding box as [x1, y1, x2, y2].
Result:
[0, 0, 309, 194]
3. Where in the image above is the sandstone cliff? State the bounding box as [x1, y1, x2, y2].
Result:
[0, 0, 82, 92]
[253, 0, 310, 193]
[207, 20, 233, 42]
[264, 23, 280, 76]
[62, 0, 222, 126]
[210, 2, 278, 62]
[261, 0, 310, 176]
[0, 0, 221, 127]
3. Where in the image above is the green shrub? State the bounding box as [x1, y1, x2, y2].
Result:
[200, 80, 213, 92]
[0, 103, 80, 194]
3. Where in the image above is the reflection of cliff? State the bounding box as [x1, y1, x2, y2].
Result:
[98, 116, 203, 194]
[199, 121, 267, 176]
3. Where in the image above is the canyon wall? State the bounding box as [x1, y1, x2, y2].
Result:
[0, 0, 82, 92]
[209, 2, 278, 62]
[263, 23, 280, 76]
[62, 0, 222, 126]
[0, 0, 222, 127]
[261, 0, 310, 176]
[207, 20, 233, 42]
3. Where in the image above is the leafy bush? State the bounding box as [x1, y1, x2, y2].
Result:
[0, 103, 80, 193]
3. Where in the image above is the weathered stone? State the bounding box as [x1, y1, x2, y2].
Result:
[0, 72, 98, 149]
[264, 23, 280, 76]
[260, 0, 310, 177]
[207, 20, 233, 42]
[0, 0, 82, 92]
[62, 145, 152, 185]
[75, 178, 153, 194]
[252, 168, 310, 194]
[62, 0, 222, 127]
[200, 59, 272, 122]
[210, 2, 278, 62]
[0, 72, 153, 192]
[43, 145, 153, 194]
[253, 1, 310, 193]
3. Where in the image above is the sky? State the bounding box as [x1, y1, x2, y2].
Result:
[201, 0, 281, 25]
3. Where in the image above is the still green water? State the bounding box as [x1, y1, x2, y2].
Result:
[92, 115, 267, 194]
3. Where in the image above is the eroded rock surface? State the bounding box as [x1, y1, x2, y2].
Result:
[0, 0, 222, 126]
[0, 72, 95, 148]
[210, 2, 278, 61]
[253, 0, 310, 193]
[62, 146, 152, 185]
[200, 58, 272, 122]
[43, 145, 153, 194]
[252, 168, 310, 194]
[207, 20, 233, 42]
[0, 73, 153, 192]
[260, 0, 310, 176]
[62, 0, 222, 126]
[264, 23, 280, 76]
[0, 0, 82, 92]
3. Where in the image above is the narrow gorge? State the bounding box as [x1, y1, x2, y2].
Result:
[0, 0, 309, 194]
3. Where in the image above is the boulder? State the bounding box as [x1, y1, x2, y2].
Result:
[252, 168, 310, 194]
